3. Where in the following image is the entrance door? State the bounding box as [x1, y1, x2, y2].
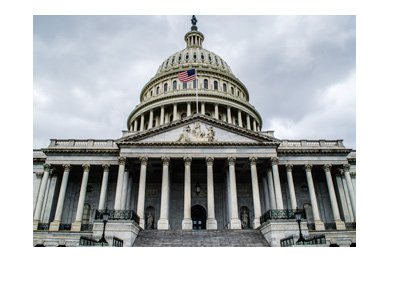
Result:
[191, 205, 206, 230]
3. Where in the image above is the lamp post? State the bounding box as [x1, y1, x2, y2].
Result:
[295, 207, 305, 244]
[98, 207, 109, 246]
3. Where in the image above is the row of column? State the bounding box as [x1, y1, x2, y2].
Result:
[132, 103, 260, 132]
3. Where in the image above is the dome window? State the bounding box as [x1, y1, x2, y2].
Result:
[201, 53, 205, 61]
[164, 83, 168, 93]
[237, 91, 240, 97]
[204, 79, 208, 89]
[178, 54, 182, 62]
[165, 59, 169, 67]
[156, 86, 160, 95]
[183, 82, 187, 89]
[171, 56, 175, 64]
[173, 81, 177, 91]
[213, 81, 218, 90]
[231, 87, 234, 95]
[208, 54, 212, 62]
[205, 112, 211, 117]
[223, 83, 227, 92]
[215, 56, 219, 65]
[193, 80, 197, 89]
[185, 53, 189, 61]
[193, 53, 197, 60]
[181, 112, 187, 119]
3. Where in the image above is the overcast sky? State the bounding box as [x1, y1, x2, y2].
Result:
[33, 15, 355, 149]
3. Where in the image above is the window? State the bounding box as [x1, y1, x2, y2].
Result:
[183, 82, 187, 89]
[169, 115, 173, 122]
[205, 112, 211, 117]
[237, 91, 240, 97]
[213, 81, 218, 90]
[181, 112, 187, 119]
[204, 79, 208, 89]
[164, 83, 168, 93]
[173, 81, 177, 90]
[193, 80, 197, 89]
[156, 86, 160, 94]
[223, 83, 227, 92]
[193, 52, 197, 60]
[231, 87, 234, 95]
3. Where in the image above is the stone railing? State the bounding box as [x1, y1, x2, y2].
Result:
[280, 139, 345, 148]
[48, 139, 118, 149]
[260, 209, 306, 224]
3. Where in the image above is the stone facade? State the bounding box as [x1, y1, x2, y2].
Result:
[33, 17, 356, 247]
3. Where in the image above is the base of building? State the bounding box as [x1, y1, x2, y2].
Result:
[314, 220, 325, 231]
[182, 219, 193, 230]
[33, 220, 39, 231]
[71, 221, 82, 232]
[157, 219, 170, 230]
[230, 218, 242, 229]
[335, 220, 346, 230]
[206, 218, 218, 229]
[49, 221, 60, 231]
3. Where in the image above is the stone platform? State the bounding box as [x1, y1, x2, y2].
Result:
[133, 229, 270, 247]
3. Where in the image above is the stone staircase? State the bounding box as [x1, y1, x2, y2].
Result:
[133, 229, 270, 247]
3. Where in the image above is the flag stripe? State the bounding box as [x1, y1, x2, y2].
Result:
[178, 69, 196, 82]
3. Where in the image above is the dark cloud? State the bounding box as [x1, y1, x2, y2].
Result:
[33, 15, 355, 149]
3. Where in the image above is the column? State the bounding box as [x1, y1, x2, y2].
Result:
[98, 164, 110, 210]
[120, 168, 130, 210]
[33, 164, 51, 230]
[249, 157, 262, 229]
[71, 164, 90, 231]
[114, 157, 126, 210]
[246, 115, 251, 130]
[304, 164, 325, 230]
[206, 157, 217, 229]
[49, 164, 71, 231]
[340, 170, 355, 221]
[33, 172, 43, 213]
[343, 164, 356, 218]
[253, 119, 257, 131]
[201, 102, 205, 115]
[335, 171, 352, 222]
[182, 156, 193, 229]
[285, 164, 297, 209]
[351, 172, 356, 194]
[133, 119, 138, 132]
[160, 106, 165, 125]
[140, 114, 144, 131]
[126, 176, 133, 210]
[323, 164, 345, 230]
[262, 177, 270, 212]
[271, 157, 284, 209]
[238, 110, 243, 127]
[267, 167, 276, 210]
[187, 102, 191, 116]
[158, 157, 170, 229]
[227, 107, 232, 124]
[227, 157, 241, 229]
[214, 104, 219, 119]
[137, 157, 148, 228]
[148, 109, 154, 129]
[173, 104, 178, 121]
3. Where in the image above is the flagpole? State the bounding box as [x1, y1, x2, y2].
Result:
[195, 69, 199, 114]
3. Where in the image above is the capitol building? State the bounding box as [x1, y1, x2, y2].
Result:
[33, 16, 356, 247]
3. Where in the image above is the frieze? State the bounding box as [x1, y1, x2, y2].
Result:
[177, 122, 215, 143]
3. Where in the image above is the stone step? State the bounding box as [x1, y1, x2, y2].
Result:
[133, 229, 270, 247]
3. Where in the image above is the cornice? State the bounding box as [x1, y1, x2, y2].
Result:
[42, 149, 120, 155]
[277, 148, 352, 155]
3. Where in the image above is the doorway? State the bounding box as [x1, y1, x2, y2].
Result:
[191, 205, 206, 230]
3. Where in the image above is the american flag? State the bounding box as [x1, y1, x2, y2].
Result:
[178, 69, 196, 82]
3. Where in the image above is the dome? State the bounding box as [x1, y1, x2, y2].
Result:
[127, 16, 263, 133]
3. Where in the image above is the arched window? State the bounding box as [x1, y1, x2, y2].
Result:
[204, 79, 208, 89]
[237, 91, 240, 97]
[164, 83, 168, 93]
[181, 112, 187, 119]
[223, 83, 227, 92]
[183, 82, 187, 89]
[213, 81, 218, 90]
[150, 90, 153, 96]
[173, 81, 177, 90]
[231, 87, 234, 95]
[205, 112, 211, 117]
[156, 86, 160, 94]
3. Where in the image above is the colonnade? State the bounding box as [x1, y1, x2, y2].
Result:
[33, 156, 356, 232]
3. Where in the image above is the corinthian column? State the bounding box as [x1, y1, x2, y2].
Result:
[71, 164, 90, 231]
[344, 164, 356, 219]
[304, 164, 324, 230]
[323, 164, 345, 230]
[182, 156, 193, 229]
[267, 167, 276, 210]
[137, 157, 148, 228]
[227, 157, 241, 229]
[285, 164, 297, 209]
[158, 157, 170, 230]
[50, 164, 71, 231]
[33, 164, 51, 230]
[114, 157, 126, 210]
[249, 157, 262, 229]
[206, 157, 217, 229]
[271, 157, 284, 209]
[98, 164, 110, 210]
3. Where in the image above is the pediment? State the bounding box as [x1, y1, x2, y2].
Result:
[117, 115, 279, 146]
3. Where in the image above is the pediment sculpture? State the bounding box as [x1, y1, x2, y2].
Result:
[178, 122, 216, 142]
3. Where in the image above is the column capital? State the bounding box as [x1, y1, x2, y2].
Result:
[118, 156, 127, 165]
[285, 164, 293, 171]
[139, 156, 148, 166]
[161, 156, 170, 166]
[184, 156, 192, 166]
[343, 164, 351, 172]
[304, 164, 313, 171]
[36, 172, 44, 178]
[102, 163, 110, 170]
[337, 168, 344, 175]
[227, 156, 236, 166]
[206, 156, 214, 166]
[249, 156, 257, 165]
[350, 172, 356, 178]
[323, 164, 332, 172]
[62, 164, 71, 171]
[43, 163, 51, 171]
[82, 164, 91, 172]
[270, 157, 279, 165]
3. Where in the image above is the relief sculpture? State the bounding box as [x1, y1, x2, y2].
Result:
[177, 122, 216, 142]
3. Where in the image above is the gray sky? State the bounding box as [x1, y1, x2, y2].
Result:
[33, 15, 355, 149]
